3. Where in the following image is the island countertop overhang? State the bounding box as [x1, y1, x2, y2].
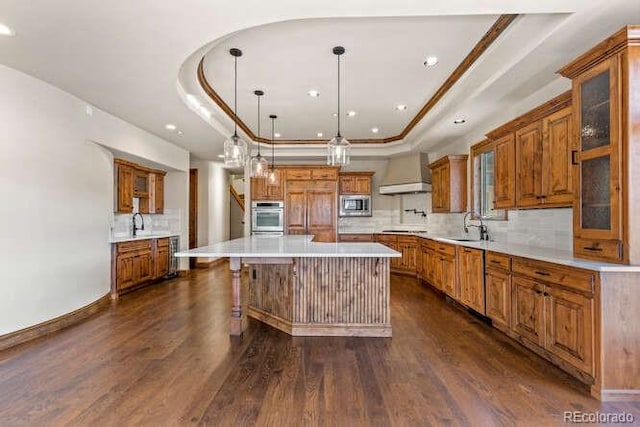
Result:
[174, 235, 401, 258]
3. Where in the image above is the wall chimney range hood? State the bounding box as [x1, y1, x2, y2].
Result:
[379, 152, 432, 195]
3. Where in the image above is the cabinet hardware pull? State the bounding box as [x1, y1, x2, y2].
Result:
[543, 292, 550, 297]
[440, 257, 445, 261]
[534, 271, 551, 276]
[540, 195, 547, 199]
[571, 150, 579, 165]
[535, 290, 543, 295]
[583, 246, 603, 252]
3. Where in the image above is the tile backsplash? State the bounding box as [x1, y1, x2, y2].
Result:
[339, 191, 573, 251]
[112, 208, 183, 238]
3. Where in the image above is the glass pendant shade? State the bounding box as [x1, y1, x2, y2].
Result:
[251, 153, 269, 178]
[267, 168, 280, 186]
[223, 133, 248, 168]
[327, 134, 351, 166]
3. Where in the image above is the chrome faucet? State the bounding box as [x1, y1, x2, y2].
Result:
[463, 211, 489, 241]
[132, 212, 144, 237]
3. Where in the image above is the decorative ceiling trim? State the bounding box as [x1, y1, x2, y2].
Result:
[197, 14, 519, 145]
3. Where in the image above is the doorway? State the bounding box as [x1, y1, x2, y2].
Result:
[189, 168, 198, 269]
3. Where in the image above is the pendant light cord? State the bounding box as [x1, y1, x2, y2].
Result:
[257, 93, 261, 156]
[337, 53, 341, 138]
[233, 55, 238, 137]
[271, 117, 275, 168]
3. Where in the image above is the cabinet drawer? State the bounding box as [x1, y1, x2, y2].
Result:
[117, 239, 152, 253]
[156, 237, 169, 248]
[433, 241, 456, 257]
[486, 251, 510, 271]
[512, 257, 594, 295]
[339, 233, 373, 242]
[311, 168, 338, 180]
[397, 235, 417, 244]
[286, 169, 312, 180]
[574, 237, 622, 263]
[374, 234, 397, 244]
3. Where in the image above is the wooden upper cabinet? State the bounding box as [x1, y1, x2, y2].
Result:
[251, 169, 284, 201]
[557, 26, 640, 264]
[116, 163, 134, 213]
[154, 174, 164, 214]
[515, 121, 544, 207]
[542, 107, 574, 206]
[339, 172, 373, 195]
[429, 155, 468, 213]
[494, 133, 516, 209]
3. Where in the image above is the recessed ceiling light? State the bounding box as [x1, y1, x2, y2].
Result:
[332, 113, 338, 117]
[453, 118, 466, 124]
[395, 105, 407, 111]
[165, 124, 177, 131]
[371, 127, 379, 134]
[317, 132, 324, 137]
[217, 154, 225, 159]
[347, 110, 356, 117]
[177, 130, 183, 135]
[274, 133, 281, 138]
[424, 56, 439, 67]
[0, 23, 15, 37]
[307, 90, 320, 97]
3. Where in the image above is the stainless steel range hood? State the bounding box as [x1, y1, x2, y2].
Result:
[379, 152, 432, 195]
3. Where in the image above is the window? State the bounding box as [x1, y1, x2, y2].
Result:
[471, 140, 507, 220]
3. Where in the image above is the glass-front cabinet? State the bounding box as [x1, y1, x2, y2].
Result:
[559, 25, 640, 265]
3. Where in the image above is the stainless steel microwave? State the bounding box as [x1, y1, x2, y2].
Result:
[339, 195, 372, 217]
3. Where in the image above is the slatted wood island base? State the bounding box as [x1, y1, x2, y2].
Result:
[176, 235, 400, 337]
[247, 257, 391, 337]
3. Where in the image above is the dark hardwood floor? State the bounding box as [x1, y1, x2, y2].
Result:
[0, 263, 638, 426]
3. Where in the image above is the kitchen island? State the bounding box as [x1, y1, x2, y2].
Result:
[175, 235, 400, 337]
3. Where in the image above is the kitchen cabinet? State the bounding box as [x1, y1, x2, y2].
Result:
[339, 172, 373, 195]
[429, 155, 468, 213]
[338, 233, 373, 242]
[114, 159, 166, 215]
[286, 180, 337, 242]
[558, 27, 640, 264]
[494, 133, 516, 209]
[485, 252, 511, 331]
[396, 236, 418, 274]
[515, 107, 574, 208]
[420, 239, 456, 297]
[155, 237, 170, 278]
[457, 246, 485, 314]
[115, 162, 134, 213]
[374, 234, 401, 270]
[510, 257, 594, 375]
[113, 239, 154, 293]
[251, 169, 284, 201]
[285, 166, 339, 181]
[112, 237, 170, 295]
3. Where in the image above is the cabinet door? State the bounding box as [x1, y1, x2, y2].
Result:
[573, 59, 621, 243]
[542, 108, 574, 206]
[117, 165, 134, 213]
[494, 133, 516, 209]
[306, 189, 336, 242]
[544, 286, 593, 375]
[136, 251, 154, 283]
[286, 190, 307, 235]
[440, 255, 456, 296]
[155, 174, 164, 214]
[439, 164, 451, 212]
[155, 244, 170, 278]
[339, 176, 356, 194]
[250, 177, 267, 201]
[354, 176, 371, 194]
[458, 247, 484, 314]
[116, 252, 136, 290]
[515, 121, 543, 207]
[511, 276, 545, 347]
[486, 268, 511, 330]
[266, 170, 284, 200]
[431, 167, 443, 211]
[399, 243, 417, 272]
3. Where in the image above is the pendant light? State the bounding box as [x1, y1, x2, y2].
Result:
[223, 48, 248, 168]
[250, 90, 268, 178]
[267, 114, 280, 186]
[327, 46, 351, 166]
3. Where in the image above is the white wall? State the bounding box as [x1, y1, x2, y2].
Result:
[191, 160, 230, 254]
[0, 64, 189, 335]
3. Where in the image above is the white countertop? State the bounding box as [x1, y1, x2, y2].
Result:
[175, 235, 401, 258]
[110, 232, 180, 243]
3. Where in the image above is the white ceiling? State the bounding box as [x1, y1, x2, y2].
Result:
[1, 0, 639, 165]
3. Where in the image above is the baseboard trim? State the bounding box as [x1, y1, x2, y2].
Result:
[195, 257, 227, 269]
[0, 293, 112, 352]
